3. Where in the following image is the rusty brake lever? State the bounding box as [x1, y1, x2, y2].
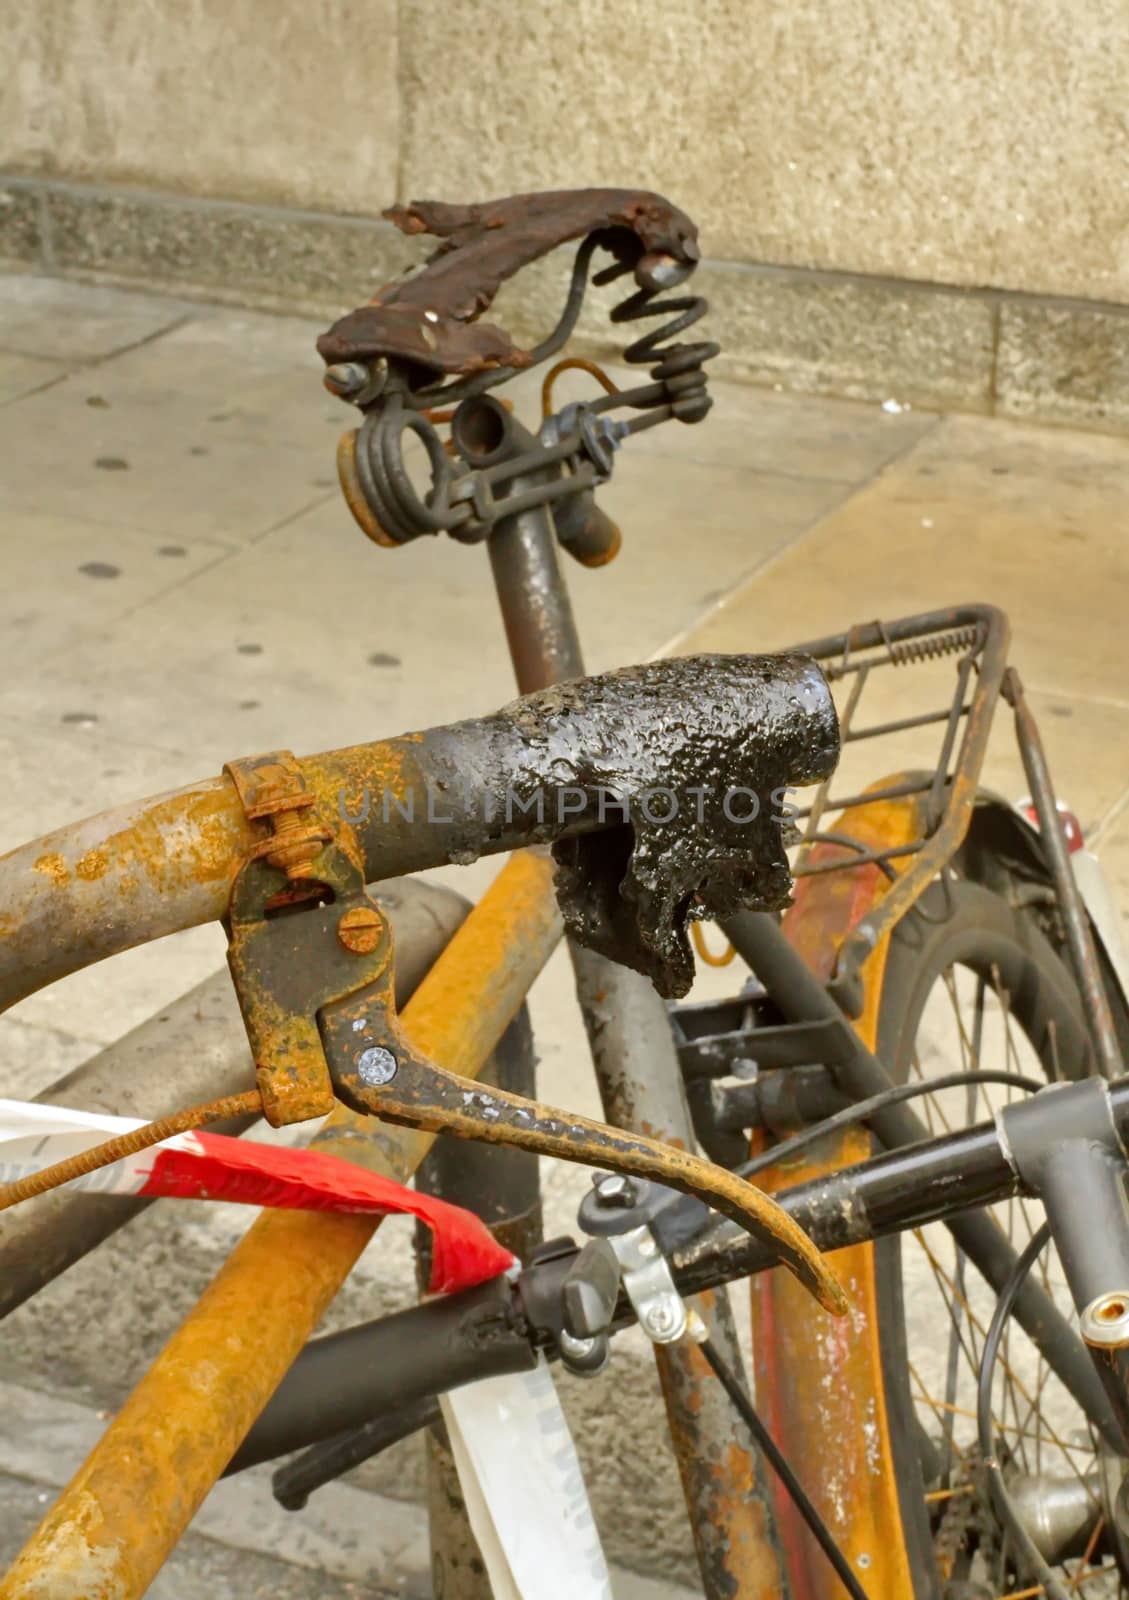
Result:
[320, 927, 847, 1319]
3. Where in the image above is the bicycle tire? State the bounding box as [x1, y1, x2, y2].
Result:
[867, 872, 1129, 1596]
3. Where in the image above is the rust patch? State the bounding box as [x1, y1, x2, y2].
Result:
[752, 783, 926, 1598]
[32, 853, 69, 886]
[74, 849, 109, 882]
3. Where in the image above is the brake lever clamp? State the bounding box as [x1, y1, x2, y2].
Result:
[518, 1236, 621, 1376]
[579, 1173, 692, 1347]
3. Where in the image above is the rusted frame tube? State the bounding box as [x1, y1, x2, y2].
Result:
[1, 849, 561, 1600]
[1005, 667, 1124, 1080]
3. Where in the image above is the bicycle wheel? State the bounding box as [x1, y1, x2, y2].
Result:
[869, 872, 1129, 1597]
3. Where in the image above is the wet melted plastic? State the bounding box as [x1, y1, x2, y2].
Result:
[515, 654, 840, 997]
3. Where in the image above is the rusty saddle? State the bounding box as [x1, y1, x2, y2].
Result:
[318, 187, 718, 562]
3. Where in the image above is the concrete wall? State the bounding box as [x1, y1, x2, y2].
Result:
[4, 0, 400, 211]
[4, 1, 1129, 426]
[7, 0, 1129, 300]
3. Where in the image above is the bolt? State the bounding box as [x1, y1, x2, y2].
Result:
[263, 805, 324, 882]
[634, 251, 694, 292]
[594, 1172, 636, 1208]
[338, 905, 384, 954]
[636, 1233, 658, 1259]
[356, 1046, 397, 1087]
[323, 362, 370, 398]
[1081, 1289, 1129, 1347]
[559, 1330, 600, 1362]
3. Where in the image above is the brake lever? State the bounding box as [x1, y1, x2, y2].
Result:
[319, 919, 846, 1318]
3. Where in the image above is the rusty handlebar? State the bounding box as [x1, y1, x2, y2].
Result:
[0, 653, 839, 1012]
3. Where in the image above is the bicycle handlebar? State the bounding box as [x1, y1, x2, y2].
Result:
[0, 654, 837, 1011]
[232, 1074, 1129, 1475]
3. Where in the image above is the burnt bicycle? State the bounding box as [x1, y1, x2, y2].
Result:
[2, 188, 1128, 1600]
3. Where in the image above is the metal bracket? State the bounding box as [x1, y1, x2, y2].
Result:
[576, 1175, 693, 1345]
[610, 1225, 688, 1345]
[224, 749, 387, 1126]
[224, 751, 333, 882]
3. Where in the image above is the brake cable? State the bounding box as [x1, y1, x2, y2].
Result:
[0, 1089, 264, 1210]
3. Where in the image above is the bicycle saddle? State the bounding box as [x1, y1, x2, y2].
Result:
[317, 188, 702, 376]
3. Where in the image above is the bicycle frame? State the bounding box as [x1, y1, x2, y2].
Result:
[4, 189, 1127, 1600]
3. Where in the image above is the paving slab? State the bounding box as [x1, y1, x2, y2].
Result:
[677, 412, 1129, 696]
[2, 508, 234, 663]
[0, 1376, 699, 1600]
[0, 274, 197, 363]
[0, 350, 64, 405]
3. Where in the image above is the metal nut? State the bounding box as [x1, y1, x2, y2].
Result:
[323, 362, 370, 397]
[1081, 1289, 1129, 1348]
[338, 905, 383, 954]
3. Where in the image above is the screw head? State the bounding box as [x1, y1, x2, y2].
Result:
[642, 1300, 679, 1339]
[356, 1046, 397, 1086]
[338, 905, 384, 954]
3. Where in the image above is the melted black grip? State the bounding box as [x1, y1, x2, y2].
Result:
[539, 653, 839, 995]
